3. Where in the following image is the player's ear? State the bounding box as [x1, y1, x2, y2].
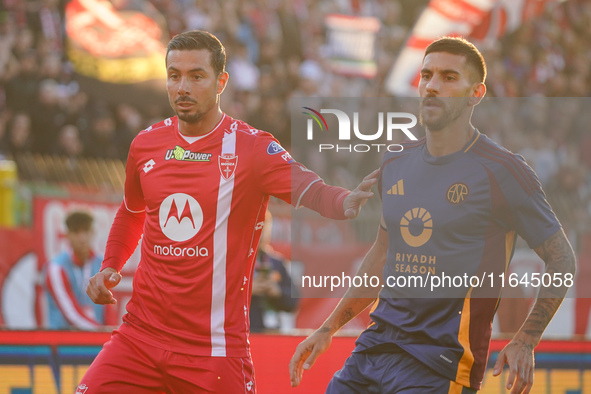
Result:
[468, 82, 486, 106]
[217, 72, 229, 95]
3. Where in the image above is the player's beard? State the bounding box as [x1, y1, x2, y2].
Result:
[176, 109, 204, 124]
[174, 93, 219, 124]
[419, 97, 467, 131]
[174, 97, 204, 124]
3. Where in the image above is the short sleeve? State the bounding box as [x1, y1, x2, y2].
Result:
[252, 135, 295, 203]
[509, 190, 561, 249]
[491, 155, 561, 249]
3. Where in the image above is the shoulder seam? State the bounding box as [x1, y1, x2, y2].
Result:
[473, 144, 537, 196]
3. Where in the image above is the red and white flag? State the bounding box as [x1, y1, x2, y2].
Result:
[386, 0, 559, 96]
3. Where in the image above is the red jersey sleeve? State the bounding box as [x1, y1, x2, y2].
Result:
[101, 140, 146, 272]
[252, 136, 350, 219]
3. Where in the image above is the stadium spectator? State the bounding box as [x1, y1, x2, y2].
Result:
[30, 79, 63, 154]
[6, 112, 33, 157]
[250, 211, 299, 333]
[83, 108, 120, 159]
[44, 210, 105, 330]
[53, 124, 83, 159]
[0, 114, 8, 159]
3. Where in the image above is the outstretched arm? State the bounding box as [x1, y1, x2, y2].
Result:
[289, 222, 388, 387]
[493, 229, 576, 394]
[292, 167, 379, 220]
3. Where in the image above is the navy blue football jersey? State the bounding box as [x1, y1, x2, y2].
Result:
[355, 131, 561, 389]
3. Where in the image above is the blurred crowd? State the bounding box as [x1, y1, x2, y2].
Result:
[0, 0, 589, 246]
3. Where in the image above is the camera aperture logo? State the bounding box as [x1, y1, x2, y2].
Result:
[302, 107, 418, 153]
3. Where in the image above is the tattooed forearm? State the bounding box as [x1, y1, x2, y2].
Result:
[521, 298, 563, 340]
[320, 298, 376, 334]
[339, 308, 355, 328]
[319, 226, 387, 335]
[534, 229, 577, 298]
[519, 229, 577, 345]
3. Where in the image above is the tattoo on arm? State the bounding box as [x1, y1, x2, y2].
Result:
[534, 229, 577, 297]
[522, 230, 577, 343]
[338, 308, 356, 329]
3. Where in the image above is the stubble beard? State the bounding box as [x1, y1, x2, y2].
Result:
[176, 110, 204, 124]
[419, 99, 466, 131]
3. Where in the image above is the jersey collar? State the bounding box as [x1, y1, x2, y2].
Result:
[421, 129, 480, 165]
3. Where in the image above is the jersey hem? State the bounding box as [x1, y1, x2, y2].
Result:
[117, 319, 250, 358]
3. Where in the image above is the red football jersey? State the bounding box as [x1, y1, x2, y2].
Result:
[104, 114, 348, 357]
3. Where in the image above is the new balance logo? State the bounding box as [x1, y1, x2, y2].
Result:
[143, 159, 156, 173]
[387, 179, 404, 195]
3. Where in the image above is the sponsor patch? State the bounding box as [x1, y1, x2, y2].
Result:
[281, 152, 293, 163]
[267, 141, 286, 155]
[165, 146, 212, 162]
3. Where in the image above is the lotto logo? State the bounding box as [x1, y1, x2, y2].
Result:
[143, 159, 156, 173]
[76, 384, 89, 394]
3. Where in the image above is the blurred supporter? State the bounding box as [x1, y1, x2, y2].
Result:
[113, 103, 145, 161]
[227, 42, 259, 92]
[0, 114, 8, 159]
[53, 124, 84, 159]
[84, 108, 120, 159]
[5, 49, 39, 114]
[44, 210, 105, 330]
[250, 211, 299, 333]
[519, 130, 559, 186]
[31, 79, 63, 153]
[546, 165, 590, 245]
[6, 112, 33, 157]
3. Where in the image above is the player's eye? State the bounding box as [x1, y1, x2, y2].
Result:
[421, 73, 431, 80]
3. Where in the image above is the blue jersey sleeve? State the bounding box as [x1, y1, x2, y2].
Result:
[493, 154, 561, 248]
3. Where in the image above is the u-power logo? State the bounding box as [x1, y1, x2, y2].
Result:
[302, 107, 418, 153]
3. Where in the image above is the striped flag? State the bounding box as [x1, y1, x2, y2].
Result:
[386, 0, 559, 96]
[325, 14, 381, 78]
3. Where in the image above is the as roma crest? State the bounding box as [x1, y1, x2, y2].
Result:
[219, 153, 238, 181]
[446, 182, 469, 204]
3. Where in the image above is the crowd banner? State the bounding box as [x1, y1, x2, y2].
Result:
[64, 0, 170, 106]
[385, 0, 557, 96]
[325, 14, 381, 78]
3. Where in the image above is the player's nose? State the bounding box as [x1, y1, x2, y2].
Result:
[425, 76, 440, 95]
[178, 77, 190, 96]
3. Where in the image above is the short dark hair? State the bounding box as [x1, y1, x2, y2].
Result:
[65, 211, 93, 232]
[424, 36, 487, 83]
[166, 30, 226, 76]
